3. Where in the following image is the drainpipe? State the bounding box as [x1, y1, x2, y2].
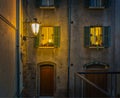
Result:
[112, 0, 117, 97]
[16, 0, 20, 97]
[67, 0, 72, 97]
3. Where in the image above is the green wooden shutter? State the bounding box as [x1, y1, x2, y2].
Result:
[36, 0, 42, 7]
[103, 26, 110, 48]
[34, 33, 40, 48]
[84, 0, 89, 8]
[55, 0, 60, 7]
[84, 26, 90, 47]
[104, 0, 110, 8]
[54, 26, 60, 48]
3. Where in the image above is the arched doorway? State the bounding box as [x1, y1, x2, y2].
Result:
[40, 64, 55, 96]
[83, 62, 109, 97]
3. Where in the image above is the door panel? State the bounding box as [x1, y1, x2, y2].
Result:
[40, 65, 54, 96]
[84, 70, 108, 97]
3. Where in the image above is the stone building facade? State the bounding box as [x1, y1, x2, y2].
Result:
[22, 0, 68, 97]
[0, 0, 23, 97]
[0, 0, 17, 97]
[21, 0, 120, 97]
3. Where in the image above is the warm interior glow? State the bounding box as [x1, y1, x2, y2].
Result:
[31, 23, 40, 35]
[40, 27, 54, 47]
[48, 39, 53, 43]
[90, 27, 102, 46]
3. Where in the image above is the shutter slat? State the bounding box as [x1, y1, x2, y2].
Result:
[84, 26, 90, 47]
[49, 0, 54, 6]
[34, 33, 40, 48]
[104, 0, 109, 8]
[42, 0, 47, 6]
[36, 0, 42, 6]
[54, 26, 60, 47]
[103, 26, 110, 48]
[55, 0, 60, 7]
[84, 0, 89, 8]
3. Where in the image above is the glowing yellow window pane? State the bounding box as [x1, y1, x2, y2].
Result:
[40, 27, 54, 47]
[90, 27, 102, 47]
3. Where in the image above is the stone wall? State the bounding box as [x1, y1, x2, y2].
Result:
[69, 0, 120, 97]
[0, 0, 16, 97]
[22, 0, 120, 97]
[69, 0, 114, 96]
[22, 0, 68, 97]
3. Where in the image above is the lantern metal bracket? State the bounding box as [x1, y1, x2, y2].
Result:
[22, 36, 36, 41]
[23, 18, 41, 41]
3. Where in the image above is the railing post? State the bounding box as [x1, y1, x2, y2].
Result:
[74, 73, 76, 98]
[74, 71, 120, 98]
[115, 74, 117, 97]
[111, 74, 116, 98]
[112, 74, 117, 98]
[111, 73, 112, 98]
[81, 77, 84, 98]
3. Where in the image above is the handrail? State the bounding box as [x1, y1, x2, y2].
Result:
[74, 71, 120, 98]
[75, 72, 111, 97]
[78, 71, 120, 74]
[0, 14, 16, 30]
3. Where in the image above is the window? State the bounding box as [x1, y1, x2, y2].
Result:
[41, 0, 54, 6]
[90, 26, 102, 46]
[36, 0, 59, 8]
[85, 0, 109, 9]
[84, 26, 110, 48]
[34, 26, 60, 48]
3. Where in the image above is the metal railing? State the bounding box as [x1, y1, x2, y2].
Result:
[74, 71, 120, 98]
[0, 14, 16, 30]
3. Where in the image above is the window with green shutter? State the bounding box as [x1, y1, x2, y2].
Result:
[35, 26, 60, 48]
[84, 0, 109, 9]
[84, 26, 110, 48]
[37, 0, 59, 9]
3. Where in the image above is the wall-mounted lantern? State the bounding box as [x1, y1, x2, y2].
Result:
[31, 18, 40, 35]
[23, 18, 41, 41]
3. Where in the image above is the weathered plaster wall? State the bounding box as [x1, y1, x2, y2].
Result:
[69, 0, 115, 97]
[0, 0, 16, 25]
[22, 0, 120, 97]
[22, 0, 68, 97]
[70, 0, 112, 71]
[0, 0, 16, 97]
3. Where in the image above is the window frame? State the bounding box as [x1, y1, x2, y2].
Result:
[34, 26, 61, 48]
[84, 26, 110, 48]
[85, 0, 109, 9]
[38, 0, 59, 9]
[40, 26, 54, 48]
[89, 26, 103, 48]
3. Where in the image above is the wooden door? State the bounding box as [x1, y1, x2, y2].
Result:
[40, 65, 54, 96]
[84, 70, 108, 98]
